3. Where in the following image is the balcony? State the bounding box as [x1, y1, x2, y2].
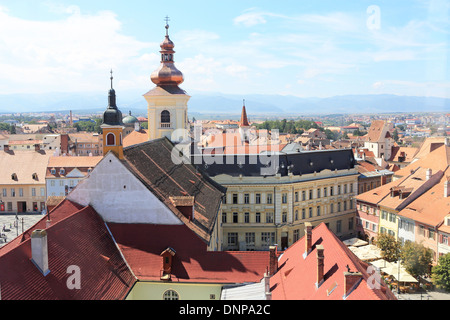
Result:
[160, 123, 172, 129]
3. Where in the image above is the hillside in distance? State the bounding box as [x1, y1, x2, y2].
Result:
[0, 91, 449, 115]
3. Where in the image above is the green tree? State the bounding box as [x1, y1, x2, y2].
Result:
[401, 241, 433, 279]
[376, 233, 402, 262]
[393, 129, 399, 142]
[432, 253, 450, 291]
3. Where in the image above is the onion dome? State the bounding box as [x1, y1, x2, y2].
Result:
[122, 111, 139, 124]
[102, 70, 123, 126]
[150, 21, 184, 86]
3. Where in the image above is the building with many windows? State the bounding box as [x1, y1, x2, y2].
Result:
[45, 156, 102, 197]
[0, 145, 50, 213]
[194, 145, 359, 251]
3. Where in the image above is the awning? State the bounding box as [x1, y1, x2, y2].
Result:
[381, 264, 418, 283]
[343, 238, 369, 247]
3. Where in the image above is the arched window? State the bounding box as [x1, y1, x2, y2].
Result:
[106, 133, 116, 146]
[163, 290, 179, 300]
[161, 110, 171, 123]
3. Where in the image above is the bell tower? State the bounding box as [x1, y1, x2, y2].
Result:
[101, 70, 124, 159]
[144, 17, 190, 143]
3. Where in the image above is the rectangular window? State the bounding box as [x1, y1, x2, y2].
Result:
[19, 188, 23, 197]
[317, 206, 321, 217]
[295, 210, 298, 221]
[317, 188, 321, 198]
[302, 208, 306, 219]
[344, 184, 348, 194]
[349, 218, 354, 231]
[428, 228, 436, 240]
[282, 193, 287, 204]
[267, 194, 273, 204]
[302, 191, 306, 201]
[244, 212, 250, 223]
[338, 185, 341, 195]
[338, 202, 341, 212]
[330, 203, 334, 214]
[255, 212, 261, 223]
[233, 212, 238, 223]
[282, 212, 287, 223]
[330, 186, 334, 196]
[233, 194, 238, 204]
[227, 233, 238, 246]
[10, 188, 15, 197]
[2, 188, 6, 197]
[244, 194, 249, 204]
[50, 180, 55, 187]
[255, 193, 261, 204]
[266, 212, 274, 223]
[245, 233, 255, 247]
[337, 220, 342, 233]
[293, 229, 300, 242]
[323, 187, 327, 197]
[261, 232, 275, 247]
[309, 207, 313, 218]
[309, 190, 313, 200]
[344, 201, 347, 211]
[295, 192, 299, 202]
[222, 212, 227, 223]
[31, 188, 36, 197]
[7, 202, 12, 211]
[40, 188, 45, 197]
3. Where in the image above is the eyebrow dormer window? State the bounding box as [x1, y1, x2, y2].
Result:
[11, 173, 17, 180]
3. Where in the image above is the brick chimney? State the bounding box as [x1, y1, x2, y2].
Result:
[269, 245, 278, 275]
[303, 222, 313, 258]
[343, 271, 363, 299]
[316, 245, 325, 288]
[31, 229, 50, 276]
[3, 144, 9, 152]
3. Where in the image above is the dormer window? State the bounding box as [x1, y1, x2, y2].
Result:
[60, 168, 65, 175]
[11, 173, 17, 181]
[51, 168, 56, 175]
[32, 173, 38, 180]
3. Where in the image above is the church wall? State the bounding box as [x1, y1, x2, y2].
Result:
[67, 152, 183, 225]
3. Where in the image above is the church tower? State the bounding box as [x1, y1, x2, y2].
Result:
[144, 18, 190, 143]
[101, 71, 124, 159]
[239, 100, 251, 143]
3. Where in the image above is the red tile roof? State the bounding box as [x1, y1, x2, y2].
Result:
[107, 222, 269, 284]
[270, 223, 396, 300]
[0, 204, 135, 300]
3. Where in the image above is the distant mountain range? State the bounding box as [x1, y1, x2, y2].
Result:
[0, 91, 449, 117]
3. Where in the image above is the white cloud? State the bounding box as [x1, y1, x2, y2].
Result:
[0, 6, 151, 94]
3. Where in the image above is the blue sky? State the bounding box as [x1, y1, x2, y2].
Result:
[0, 0, 449, 99]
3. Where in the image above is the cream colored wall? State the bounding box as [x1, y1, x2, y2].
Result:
[217, 168, 359, 250]
[0, 183, 46, 213]
[144, 94, 190, 142]
[378, 206, 399, 238]
[126, 281, 223, 300]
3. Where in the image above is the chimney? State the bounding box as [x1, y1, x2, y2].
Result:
[269, 245, 278, 275]
[426, 168, 432, 181]
[343, 271, 363, 299]
[316, 245, 325, 288]
[303, 222, 313, 258]
[264, 270, 272, 300]
[3, 145, 9, 152]
[35, 144, 40, 152]
[31, 229, 50, 276]
[445, 180, 450, 198]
